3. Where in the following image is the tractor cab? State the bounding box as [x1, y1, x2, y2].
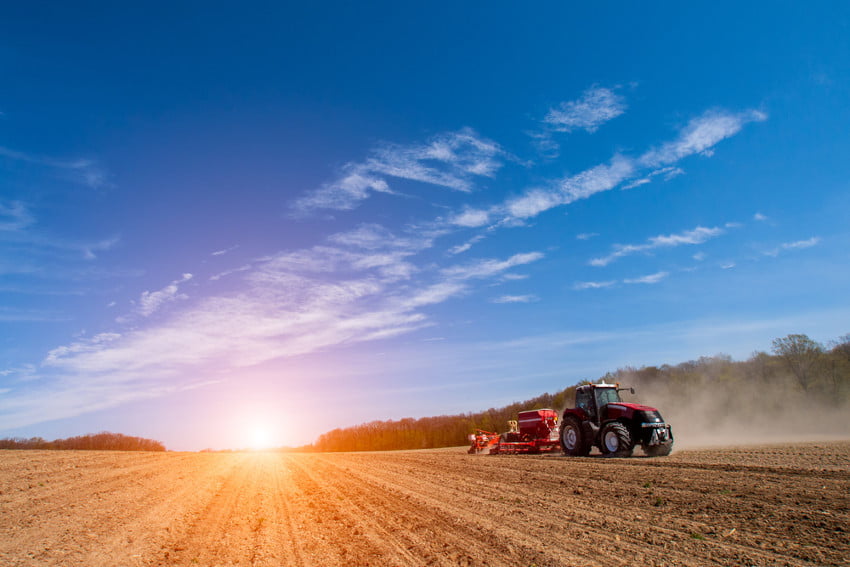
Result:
[574, 383, 626, 424]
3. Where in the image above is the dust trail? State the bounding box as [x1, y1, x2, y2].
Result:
[612, 355, 850, 449]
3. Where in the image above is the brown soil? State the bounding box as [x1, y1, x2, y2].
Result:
[1, 442, 848, 566]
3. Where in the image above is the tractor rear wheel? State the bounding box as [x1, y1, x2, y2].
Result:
[600, 422, 634, 457]
[561, 418, 590, 456]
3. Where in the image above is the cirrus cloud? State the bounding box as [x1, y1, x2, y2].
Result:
[590, 225, 726, 267]
[543, 86, 627, 133]
[292, 128, 505, 215]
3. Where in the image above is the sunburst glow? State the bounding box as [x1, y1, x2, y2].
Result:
[247, 424, 274, 451]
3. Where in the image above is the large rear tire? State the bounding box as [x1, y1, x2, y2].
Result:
[600, 422, 634, 457]
[561, 418, 590, 456]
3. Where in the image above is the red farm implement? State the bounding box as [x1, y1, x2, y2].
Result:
[467, 429, 500, 454]
[467, 409, 561, 455]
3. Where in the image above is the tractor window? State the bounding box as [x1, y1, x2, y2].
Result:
[575, 389, 594, 416]
[594, 388, 622, 407]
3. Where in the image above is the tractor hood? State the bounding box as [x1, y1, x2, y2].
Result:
[603, 402, 663, 422]
[608, 402, 659, 412]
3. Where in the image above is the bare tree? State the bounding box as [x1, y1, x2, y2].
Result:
[830, 334, 850, 363]
[771, 334, 824, 392]
[827, 334, 850, 400]
[748, 351, 774, 383]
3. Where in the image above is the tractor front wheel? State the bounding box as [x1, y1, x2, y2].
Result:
[561, 418, 590, 456]
[600, 422, 634, 457]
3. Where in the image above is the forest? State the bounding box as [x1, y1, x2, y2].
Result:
[312, 333, 850, 452]
[0, 431, 166, 451]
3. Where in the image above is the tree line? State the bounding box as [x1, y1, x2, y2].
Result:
[311, 333, 850, 452]
[0, 431, 166, 451]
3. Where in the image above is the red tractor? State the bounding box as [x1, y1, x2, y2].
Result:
[560, 383, 673, 457]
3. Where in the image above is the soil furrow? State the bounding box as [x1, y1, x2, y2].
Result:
[264, 455, 307, 567]
[326, 454, 702, 567]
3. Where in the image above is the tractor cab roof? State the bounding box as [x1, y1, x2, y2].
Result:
[577, 382, 618, 390]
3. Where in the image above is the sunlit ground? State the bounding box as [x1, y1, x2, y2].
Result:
[1, 443, 846, 565]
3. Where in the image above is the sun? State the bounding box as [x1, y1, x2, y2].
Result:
[247, 424, 274, 451]
[234, 411, 286, 451]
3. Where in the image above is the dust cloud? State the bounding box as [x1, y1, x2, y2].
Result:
[613, 356, 850, 449]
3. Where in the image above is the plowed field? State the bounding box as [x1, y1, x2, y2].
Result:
[1, 442, 848, 566]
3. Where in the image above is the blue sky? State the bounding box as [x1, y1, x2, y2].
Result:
[1, 3, 849, 449]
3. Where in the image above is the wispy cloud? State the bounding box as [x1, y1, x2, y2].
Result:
[622, 166, 684, 190]
[306, 104, 765, 231]
[575, 271, 669, 289]
[543, 86, 627, 134]
[530, 86, 627, 157]
[295, 167, 392, 213]
[292, 128, 504, 214]
[507, 155, 636, 219]
[623, 271, 669, 284]
[44, 333, 122, 365]
[764, 237, 821, 257]
[210, 265, 251, 281]
[638, 109, 767, 168]
[653, 166, 685, 180]
[590, 225, 725, 267]
[492, 294, 539, 303]
[211, 245, 239, 256]
[79, 236, 121, 260]
[0, 200, 119, 260]
[138, 274, 194, 317]
[456, 108, 763, 229]
[442, 252, 544, 280]
[574, 280, 616, 290]
[449, 208, 492, 228]
[0, 201, 35, 231]
[328, 223, 429, 252]
[622, 178, 651, 190]
[448, 235, 485, 255]
[266, 224, 432, 283]
[782, 237, 820, 250]
[576, 232, 599, 241]
[0, 364, 36, 381]
[0, 146, 108, 189]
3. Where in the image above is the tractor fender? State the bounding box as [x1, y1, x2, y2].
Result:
[601, 417, 631, 427]
[600, 418, 635, 436]
[561, 408, 589, 422]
